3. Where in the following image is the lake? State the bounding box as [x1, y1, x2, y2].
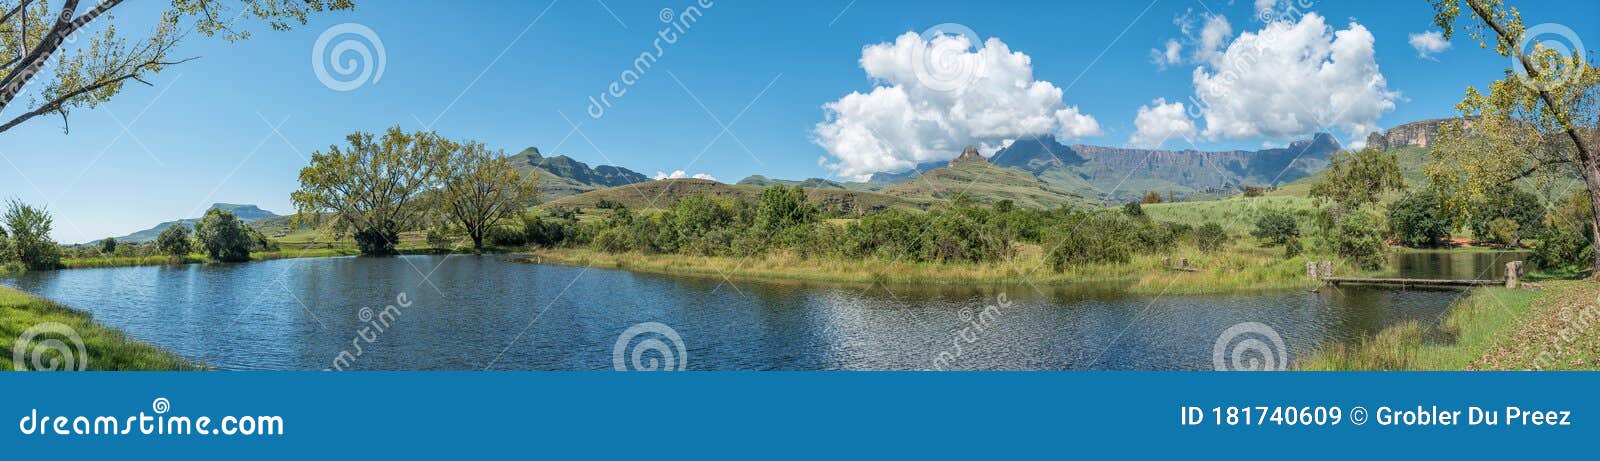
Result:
[1, 252, 1522, 370]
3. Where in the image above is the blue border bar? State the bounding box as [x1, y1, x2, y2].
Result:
[2, 372, 1594, 458]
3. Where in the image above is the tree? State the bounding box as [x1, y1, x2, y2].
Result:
[99, 236, 116, 254]
[1, 198, 61, 270]
[754, 185, 814, 235]
[1332, 211, 1387, 270]
[1122, 201, 1145, 218]
[155, 224, 191, 260]
[1387, 191, 1454, 248]
[1427, 0, 1600, 273]
[432, 139, 539, 249]
[1465, 185, 1544, 244]
[193, 208, 250, 262]
[292, 127, 445, 255]
[1250, 211, 1300, 245]
[1140, 191, 1164, 204]
[0, 1, 355, 135]
[1309, 147, 1406, 210]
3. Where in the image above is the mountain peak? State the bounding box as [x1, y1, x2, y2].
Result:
[949, 145, 985, 166]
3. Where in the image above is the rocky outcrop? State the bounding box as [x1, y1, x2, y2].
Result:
[1365, 118, 1469, 150]
[948, 145, 986, 166]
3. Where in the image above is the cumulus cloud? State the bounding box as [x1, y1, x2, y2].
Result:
[1128, 98, 1198, 148]
[813, 32, 1101, 181]
[1190, 12, 1398, 145]
[1152, 12, 1233, 67]
[655, 170, 717, 181]
[1408, 31, 1451, 59]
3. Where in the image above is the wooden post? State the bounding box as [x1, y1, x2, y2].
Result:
[1307, 261, 1321, 280]
[1163, 258, 1172, 269]
[1179, 258, 1189, 270]
[1506, 261, 1523, 289]
[1319, 261, 1333, 279]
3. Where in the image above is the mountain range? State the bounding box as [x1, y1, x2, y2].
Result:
[112, 203, 279, 244]
[511, 147, 650, 199]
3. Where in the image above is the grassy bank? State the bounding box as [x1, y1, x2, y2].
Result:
[1300, 281, 1598, 370]
[0, 286, 195, 371]
[528, 242, 1323, 295]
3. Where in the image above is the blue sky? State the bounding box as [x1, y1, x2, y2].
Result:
[1, 0, 1595, 243]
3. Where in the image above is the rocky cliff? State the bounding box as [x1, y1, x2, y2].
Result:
[1365, 118, 1469, 150]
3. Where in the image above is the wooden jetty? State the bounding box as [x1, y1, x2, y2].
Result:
[1310, 261, 1527, 289]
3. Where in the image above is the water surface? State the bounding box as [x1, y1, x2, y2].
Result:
[2, 253, 1519, 370]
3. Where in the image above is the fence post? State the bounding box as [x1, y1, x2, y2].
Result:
[1505, 261, 1523, 289]
[1307, 261, 1320, 280]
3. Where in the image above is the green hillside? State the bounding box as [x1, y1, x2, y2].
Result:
[541, 178, 939, 215]
[881, 157, 1094, 210]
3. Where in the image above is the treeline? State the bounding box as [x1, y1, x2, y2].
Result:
[510, 186, 1242, 272]
[0, 198, 277, 272]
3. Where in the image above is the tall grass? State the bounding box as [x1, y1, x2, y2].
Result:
[1299, 287, 1543, 370]
[530, 239, 1324, 295]
[0, 287, 196, 371]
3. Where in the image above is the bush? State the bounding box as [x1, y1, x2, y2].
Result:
[2, 199, 63, 270]
[845, 210, 927, 261]
[1195, 223, 1228, 253]
[1250, 211, 1299, 245]
[155, 225, 192, 260]
[1486, 218, 1521, 248]
[1468, 186, 1544, 245]
[1387, 191, 1453, 248]
[1047, 213, 1137, 271]
[1121, 202, 1145, 218]
[486, 225, 528, 247]
[921, 210, 1011, 263]
[1332, 211, 1387, 270]
[194, 208, 253, 262]
[523, 215, 576, 248]
[1141, 191, 1163, 204]
[352, 227, 399, 256]
[100, 237, 118, 254]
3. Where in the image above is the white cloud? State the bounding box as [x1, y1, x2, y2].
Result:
[813, 32, 1101, 181]
[1151, 12, 1232, 68]
[1190, 12, 1398, 143]
[1253, 0, 1278, 15]
[655, 170, 717, 181]
[1150, 39, 1182, 68]
[1128, 98, 1198, 148]
[1408, 31, 1451, 59]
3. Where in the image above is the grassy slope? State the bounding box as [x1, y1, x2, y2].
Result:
[1300, 281, 1598, 370]
[1143, 196, 1319, 234]
[0, 286, 194, 371]
[882, 159, 1093, 210]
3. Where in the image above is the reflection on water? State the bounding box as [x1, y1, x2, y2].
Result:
[1, 252, 1521, 370]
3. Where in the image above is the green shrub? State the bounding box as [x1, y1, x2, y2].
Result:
[1195, 223, 1228, 253]
[1250, 211, 1299, 245]
[155, 225, 192, 259]
[1284, 237, 1303, 259]
[1047, 213, 1136, 271]
[1333, 211, 1387, 270]
[1, 199, 62, 270]
[1468, 186, 1544, 245]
